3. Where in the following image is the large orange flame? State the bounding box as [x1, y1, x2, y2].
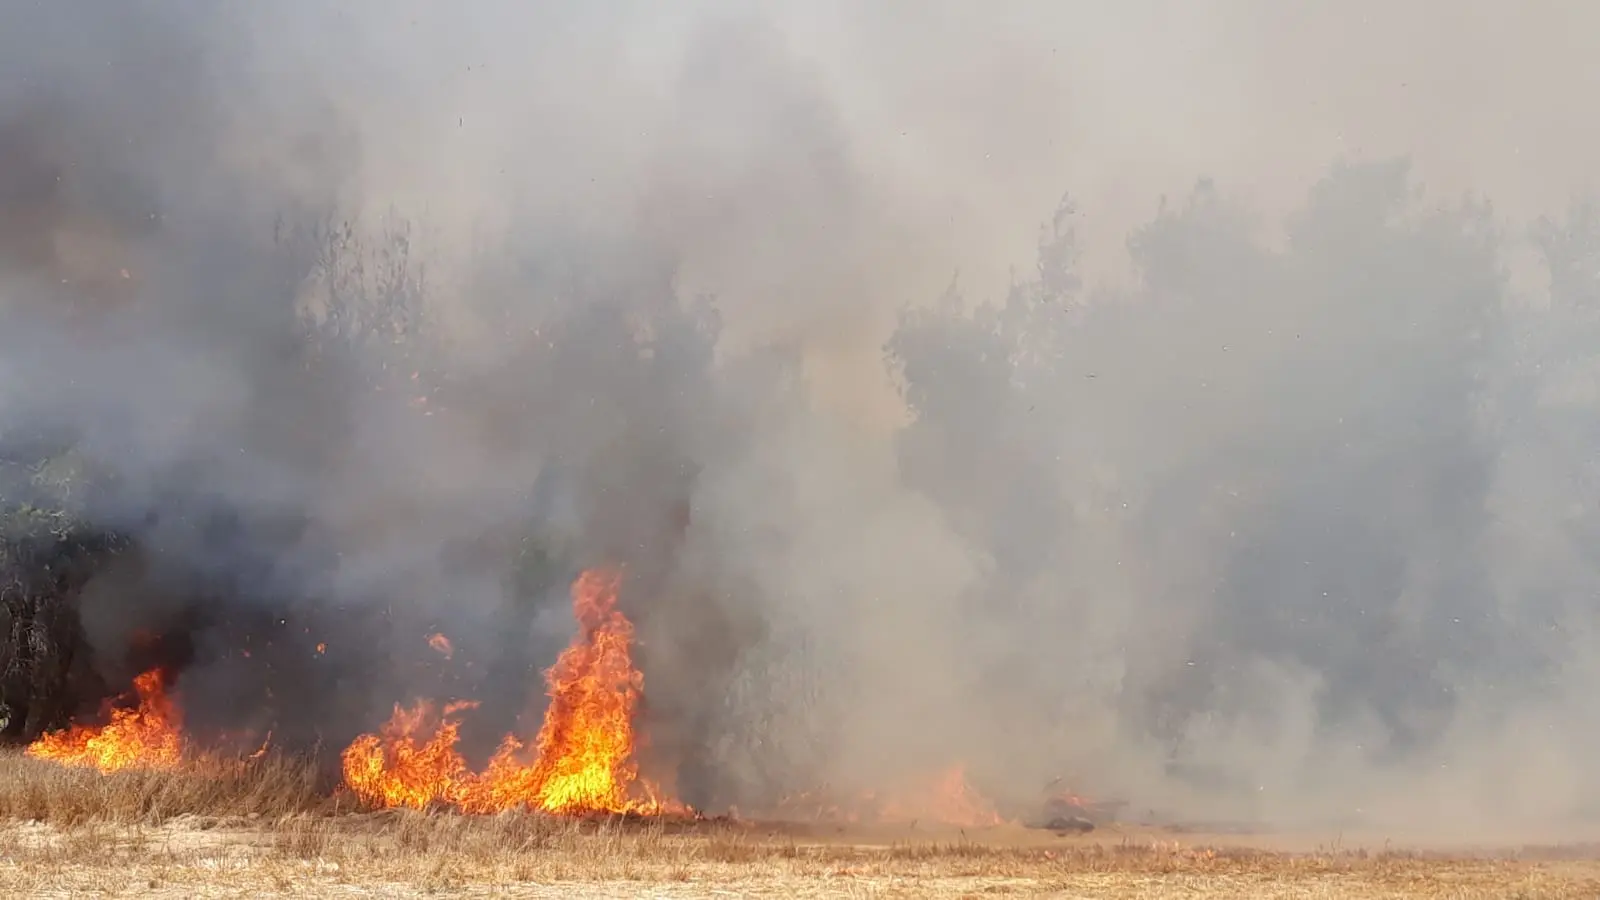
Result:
[26, 669, 183, 772]
[341, 568, 688, 816]
[341, 700, 478, 809]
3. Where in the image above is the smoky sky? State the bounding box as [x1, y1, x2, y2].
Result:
[4, 1, 1600, 837]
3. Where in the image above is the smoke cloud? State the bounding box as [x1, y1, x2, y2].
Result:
[4, 0, 1600, 837]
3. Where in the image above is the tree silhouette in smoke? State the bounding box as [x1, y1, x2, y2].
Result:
[1168, 161, 1507, 767]
[889, 161, 1516, 804]
[889, 196, 1084, 599]
[1486, 198, 1600, 691]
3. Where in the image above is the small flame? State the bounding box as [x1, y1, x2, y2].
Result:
[776, 765, 1007, 828]
[315, 642, 327, 655]
[427, 633, 454, 659]
[26, 669, 182, 772]
[877, 765, 1006, 827]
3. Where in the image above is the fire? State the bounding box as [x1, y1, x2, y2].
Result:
[343, 701, 479, 809]
[877, 764, 1006, 827]
[427, 633, 454, 659]
[776, 765, 1008, 828]
[341, 568, 688, 816]
[479, 569, 658, 814]
[26, 669, 183, 772]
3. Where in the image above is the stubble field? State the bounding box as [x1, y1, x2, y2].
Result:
[2, 753, 1598, 899]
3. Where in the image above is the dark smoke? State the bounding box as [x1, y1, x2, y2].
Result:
[3, 1, 1600, 836]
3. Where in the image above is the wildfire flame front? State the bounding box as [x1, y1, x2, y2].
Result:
[26, 669, 183, 772]
[340, 568, 689, 816]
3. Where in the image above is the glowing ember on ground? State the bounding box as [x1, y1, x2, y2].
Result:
[342, 568, 689, 816]
[26, 669, 183, 772]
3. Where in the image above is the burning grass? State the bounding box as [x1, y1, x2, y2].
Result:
[4, 564, 1596, 897]
[24, 668, 181, 772]
[13, 567, 695, 823]
[341, 569, 690, 817]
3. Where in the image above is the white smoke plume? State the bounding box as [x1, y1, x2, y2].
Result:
[2, 1, 1600, 835]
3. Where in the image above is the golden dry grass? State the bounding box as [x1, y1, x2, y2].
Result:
[1, 752, 1599, 898]
[0, 750, 331, 826]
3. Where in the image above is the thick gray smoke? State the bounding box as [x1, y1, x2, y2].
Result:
[4, 1, 1600, 837]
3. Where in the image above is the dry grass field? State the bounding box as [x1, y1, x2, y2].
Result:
[2, 752, 1599, 899]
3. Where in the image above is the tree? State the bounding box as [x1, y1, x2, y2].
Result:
[887, 160, 1515, 796]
